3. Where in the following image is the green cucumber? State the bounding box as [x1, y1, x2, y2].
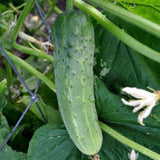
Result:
[51, 11, 102, 155]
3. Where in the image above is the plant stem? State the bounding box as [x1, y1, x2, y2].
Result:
[8, 3, 19, 14]
[54, 6, 63, 14]
[74, 0, 160, 64]
[53, 0, 58, 6]
[99, 121, 160, 160]
[13, 43, 54, 64]
[4, 50, 56, 92]
[45, 0, 62, 14]
[46, 0, 63, 15]
[66, 0, 74, 12]
[11, 0, 36, 44]
[46, 0, 52, 5]
[46, 0, 62, 16]
[86, 0, 160, 39]
[4, 59, 12, 96]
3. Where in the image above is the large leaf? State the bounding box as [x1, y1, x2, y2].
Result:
[0, 79, 7, 96]
[0, 68, 6, 82]
[92, 11, 160, 159]
[27, 124, 131, 160]
[0, 109, 27, 159]
[27, 124, 84, 160]
[103, 122, 160, 160]
[94, 76, 138, 125]
[2, 100, 43, 152]
[93, 77, 160, 159]
[0, 95, 7, 111]
[116, 1, 160, 25]
[0, 145, 27, 160]
[18, 95, 62, 124]
[27, 123, 160, 159]
[93, 11, 160, 127]
[0, 113, 9, 142]
[94, 12, 160, 91]
[94, 76, 160, 127]
[0, 3, 7, 13]
[116, 0, 160, 5]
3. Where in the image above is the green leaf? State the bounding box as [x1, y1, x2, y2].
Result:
[94, 76, 160, 127]
[118, 1, 160, 25]
[0, 79, 7, 96]
[0, 95, 7, 110]
[0, 146, 27, 160]
[116, 0, 160, 5]
[0, 110, 27, 160]
[21, 76, 39, 93]
[94, 77, 160, 159]
[94, 12, 160, 90]
[2, 101, 43, 152]
[0, 68, 6, 82]
[27, 124, 83, 160]
[15, 56, 43, 81]
[27, 123, 160, 159]
[9, 124, 30, 142]
[38, 70, 58, 108]
[100, 122, 160, 160]
[3, 50, 56, 92]
[0, 113, 9, 142]
[93, 12, 160, 126]
[0, 3, 7, 13]
[94, 76, 160, 157]
[86, 0, 160, 40]
[94, 76, 139, 125]
[18, 95, 62, 124]
[0, 12, 13, 48]
[28, 124, 131, 160]
[93, 8, 160, 133]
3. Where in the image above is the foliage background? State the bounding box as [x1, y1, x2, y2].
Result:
[0, 0, 160, 159]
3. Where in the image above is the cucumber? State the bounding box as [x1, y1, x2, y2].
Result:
[51, 11, 102, 155]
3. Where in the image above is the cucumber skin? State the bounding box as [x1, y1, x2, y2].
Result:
[51, 11, 102, 155]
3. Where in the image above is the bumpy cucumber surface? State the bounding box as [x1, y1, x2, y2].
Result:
[51, 11, 102, 155]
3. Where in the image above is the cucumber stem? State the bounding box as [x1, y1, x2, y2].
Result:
[66, 0, 74, 12]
